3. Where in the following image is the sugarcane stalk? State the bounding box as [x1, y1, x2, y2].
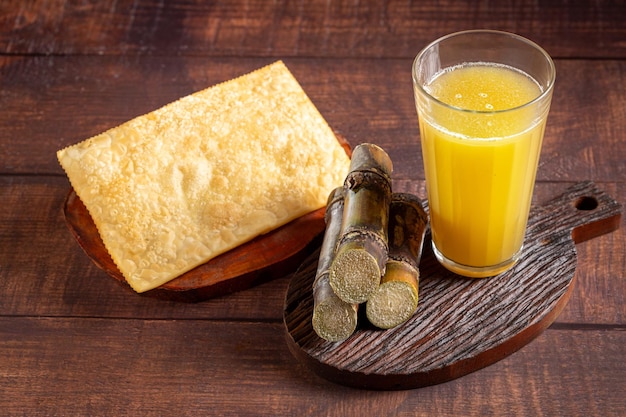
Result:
[312, 187, 358, 342]
[329, 143, 393, 304]
[366, 192, 428, 329]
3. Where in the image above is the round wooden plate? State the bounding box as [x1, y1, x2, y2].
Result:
[283, 181, 621, 390]
[62, 135, 351, 302]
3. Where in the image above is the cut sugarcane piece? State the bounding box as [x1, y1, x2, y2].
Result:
[366, 193, 428, 329]
[312, 188, 358, 342]
[329, 143, 393, 304]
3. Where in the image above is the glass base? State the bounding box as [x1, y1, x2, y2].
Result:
[432, 242, 521, 278]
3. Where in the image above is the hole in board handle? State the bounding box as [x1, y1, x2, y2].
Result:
[575, 196, 598, 211]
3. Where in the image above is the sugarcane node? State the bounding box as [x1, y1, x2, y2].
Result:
[344, 170, 392, 194]
[388, 252, 418, 270]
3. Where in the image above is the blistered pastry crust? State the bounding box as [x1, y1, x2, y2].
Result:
[57, 61, 350, 292]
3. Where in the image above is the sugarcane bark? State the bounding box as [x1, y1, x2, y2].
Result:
[386, 193, 428, 269]
[312, 187, 358, 342]
[329, 144, 393, 304]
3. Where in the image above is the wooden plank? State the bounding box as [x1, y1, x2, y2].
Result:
[1, 0, 624, 58]
[0, 316, 624, 416]
[1, 56, 625, 184]
[0, 1, 623, 414]
[1, 177, 623, 325]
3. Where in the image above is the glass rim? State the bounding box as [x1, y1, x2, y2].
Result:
[412, 30, 556, 115]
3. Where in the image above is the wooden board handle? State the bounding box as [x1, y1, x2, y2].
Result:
[528, 181, 622, 244]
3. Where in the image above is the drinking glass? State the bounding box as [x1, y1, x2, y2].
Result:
[412, 30, 556, 277]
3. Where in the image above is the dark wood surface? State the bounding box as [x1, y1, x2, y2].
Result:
[1, 1, 624, 416]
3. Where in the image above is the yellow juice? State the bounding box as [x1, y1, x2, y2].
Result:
[419, 63, 546, 273]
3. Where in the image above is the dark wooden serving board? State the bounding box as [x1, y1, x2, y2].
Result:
[283, 181, 622, 390]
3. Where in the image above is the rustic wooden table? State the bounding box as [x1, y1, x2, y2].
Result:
[1, 1, 624, 416]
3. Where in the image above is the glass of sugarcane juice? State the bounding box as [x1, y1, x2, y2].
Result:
[412, 30, 555, 277]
